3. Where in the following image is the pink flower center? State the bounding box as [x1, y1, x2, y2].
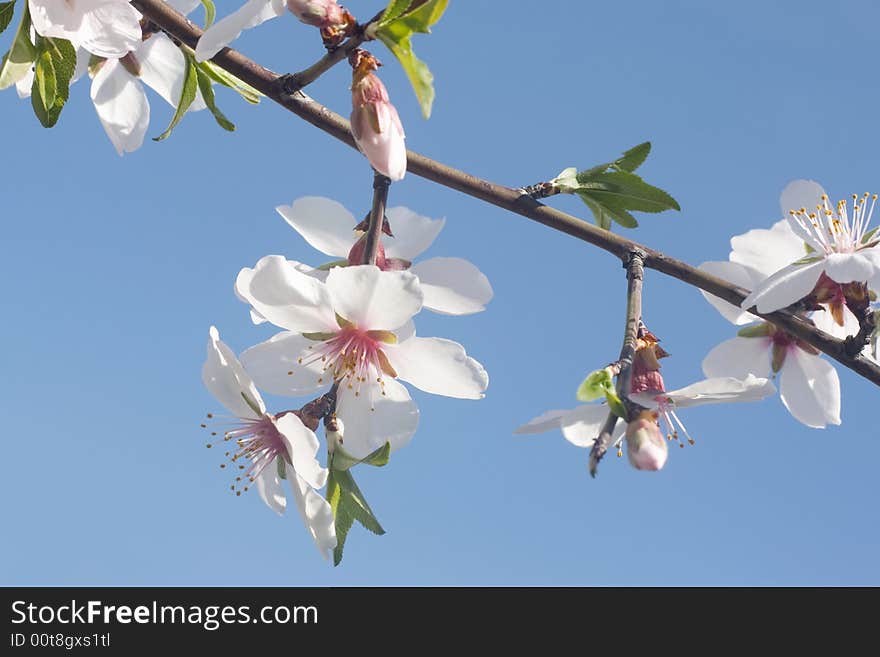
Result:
[203, 413, 288, 496]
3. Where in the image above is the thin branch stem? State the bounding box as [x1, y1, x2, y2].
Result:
[279, 9, 386, 93]
[363, 173, 391, 266]
[131, 0, 880, 388]
[589, 250, 645, 477]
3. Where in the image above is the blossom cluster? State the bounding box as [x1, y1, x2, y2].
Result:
[204, 196, 491, 561]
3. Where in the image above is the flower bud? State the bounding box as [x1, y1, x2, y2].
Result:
[350, 51, 406, 180]
[625, 411, 668, 471]
[286, 0, 346, 27]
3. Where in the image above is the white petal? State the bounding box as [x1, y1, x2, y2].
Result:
[71, 47, 90, 84]
[638, 374, 776, 409]
[410, 257, 493, 315]
[77, 1, 143, 58]
[15, 68, 33, 99]
[740, 259, 827, 313]
[90, 60, 150, 156]
[823, 252, 875, 284]
[335, 378, 419, 459]
[202, 326, 266, 419]
[254, 462, 286, 515]
[730, 219, 806, 277]
[325, 266, 422, 330]
[384, 207, 446, 260]
[388, 336, 488, 399]
[779, 348, 841, 428]
[239, 331, 326, 397]
[276, 197, 356, 259]
[701, 336, 771, 379]
[235, 256, 337, 333]
[810, 304, 861, 340]
[275, 413, 327, 490]
[288, 473, 337, 560]
[780, 179, 827, 217]
[560, 404, 623, 448]
[699, 260, 763, 325]
[138, 33, 205, 111]
[513, 409, 570, 435]
[194, 0, 283, 62]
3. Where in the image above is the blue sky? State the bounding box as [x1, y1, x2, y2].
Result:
[2, 0, 879, 585]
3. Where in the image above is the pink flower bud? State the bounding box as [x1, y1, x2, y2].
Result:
[350, 52, 406, 180]
[625, 411, 668, 471]
[286, 0, 345, 27]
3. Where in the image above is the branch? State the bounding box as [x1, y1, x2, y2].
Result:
[278, 9, 386, 94]
[589, 250, 645, 477]
[131, 0, 880, 388]
[363, 173, 391, 266]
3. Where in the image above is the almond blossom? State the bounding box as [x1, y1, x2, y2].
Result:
[235, 259, 488, 458]
[202, 326, 336, 559]
[274, 196, 493, 315]
[741, 179, 880, 314]
[29, 0, 141, 58]
[515, 375, 775, 469]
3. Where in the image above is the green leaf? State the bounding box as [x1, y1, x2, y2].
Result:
[379, 0, 414, 25]
[862, 226, 879, 244]
[29, 37, 75, 128]
[576, 368, 614, 402]
[0, 1, 35, 91]
[276, 458, 287, 480]
[330, 441, 392, 472]
[199, 60, 261, 104]
[34, 49, 55, 112]
[328, 469, 385, 566]
[375, 0, 448, 118]
[201, 0, 216, 28]
[738, 323, 772, 338]
[0, 2, 16, 36]
[195, 64, 235, 131]
[614, 141, 651, 172]
[575, 171, 680, 213]
[153, 53, 199, 141]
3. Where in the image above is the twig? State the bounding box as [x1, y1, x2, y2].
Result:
[278, 9, 386, 94]
[589, 250, 645, 477]
[130, 0, 880, 388]
[363, 173, 391, 266]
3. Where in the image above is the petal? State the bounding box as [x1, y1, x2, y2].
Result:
[560, 404, 624, 448]
[810, 304, 861, 340]
[275, 412, 327, 490]
[138, 33, 205, 111]
[15, 68, 33, 99]
[779, 348, 841, 428]
[165, 0, 202, 13]
[388, 336, 488, 399]
[77, 1, 143, 58]
[325, 266, 422, 330]
[513, 409, 570, 435]
[254, 462, 286, 515]
[194, 0, 283, 62]
[202, 326, 266, 418]
[384, 207, 445, 260]
[730, 219, 807, 276]
[780, 179, 827, 217]
[235, 256, 337, 333]
[698, 260, 763, 325]
[90, 60, 150, 156]
[288, 472, 337, 560]
[655, 375, 776, 409]
[239, 331, 326, 397]
[701, 336, 772, 379]
[823, 252, 875, 284]
[276, 197, 357, 259]
[409, 257, 493, 315]
[335, 378, 420, 459]
[740, 259, 827, 313]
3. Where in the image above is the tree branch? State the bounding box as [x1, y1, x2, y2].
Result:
[131, 0, 880, 388]
[363, 173, 391, 266]
[589, 250, 645, 477]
